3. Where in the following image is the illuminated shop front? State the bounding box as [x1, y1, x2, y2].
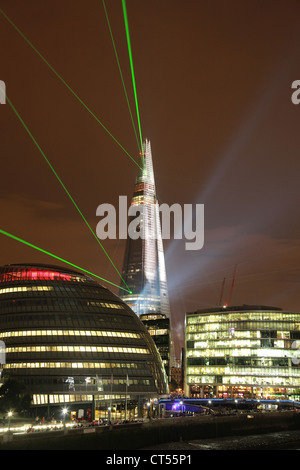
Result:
[0, 264, 168, 420]
[185, 305, 300, 400]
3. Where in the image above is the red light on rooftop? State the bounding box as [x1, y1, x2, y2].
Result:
[0, 267, 72, 283]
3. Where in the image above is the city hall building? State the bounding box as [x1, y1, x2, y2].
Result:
[185, 305, 300, 400]
[0, 263, 168, 420]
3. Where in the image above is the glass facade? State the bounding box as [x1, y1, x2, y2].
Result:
[119, 139, 171, 319]
[0, 263, 168, 418]
[140, 313, 171, 378]
[185, 305, 300, 400]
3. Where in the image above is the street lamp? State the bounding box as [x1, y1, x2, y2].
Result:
[62, 407, 68, 426]
[146, 402, 150, 419]
[7, 411, 12, 431]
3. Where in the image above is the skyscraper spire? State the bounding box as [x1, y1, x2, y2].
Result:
[119, 139, 171, 318]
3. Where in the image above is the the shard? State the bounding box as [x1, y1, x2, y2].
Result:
[119, 139, 171, 319]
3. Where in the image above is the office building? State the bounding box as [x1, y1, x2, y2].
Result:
[185, 305, 300, 400]
[140, 313, 171, 377]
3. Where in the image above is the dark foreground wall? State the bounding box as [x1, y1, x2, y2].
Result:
[1, 412, 300, 450]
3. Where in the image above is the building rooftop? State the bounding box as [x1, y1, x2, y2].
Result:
[187, 304, 283, 315]
[2, 263, 83, 275]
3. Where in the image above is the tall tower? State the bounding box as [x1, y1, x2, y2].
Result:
[119, 139, 172, 377]
[119, 139, 171, 319]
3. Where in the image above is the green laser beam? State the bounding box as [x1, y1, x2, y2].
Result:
[102, 0, 141, 153]
[5, 93, 130, 291]
[0, 229, 132, 293]
[122, 0, 143, 152]
[0, 7, 142, 171]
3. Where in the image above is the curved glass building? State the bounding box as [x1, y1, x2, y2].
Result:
[185, 305, 300, 401]
[0, 263, 168, 420]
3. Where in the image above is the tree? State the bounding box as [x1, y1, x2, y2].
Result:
[19, 394, 32, 416]
[0, 378, 25, 413]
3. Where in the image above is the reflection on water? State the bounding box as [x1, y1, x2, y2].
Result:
[188, 431, 300, 450]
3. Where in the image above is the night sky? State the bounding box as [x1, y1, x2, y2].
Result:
[1, 0, 300, 357]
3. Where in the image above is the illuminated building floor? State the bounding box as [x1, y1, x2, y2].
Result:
[185, 305, 300, 400]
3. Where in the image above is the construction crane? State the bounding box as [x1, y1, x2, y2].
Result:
[219, 265, 237, 308]
[226, 265, 237, 307]
[218, 277, 226, 307]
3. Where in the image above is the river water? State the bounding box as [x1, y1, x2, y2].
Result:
[143, 430, 300, 450]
